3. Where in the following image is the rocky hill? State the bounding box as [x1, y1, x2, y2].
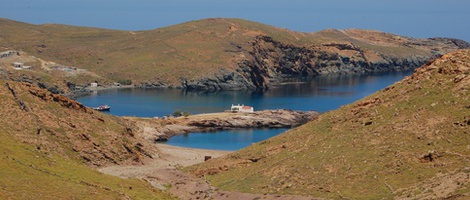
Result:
[0, 79, 173, 199]
[187, 50, 470, 199]
[1, 18, 468, 91]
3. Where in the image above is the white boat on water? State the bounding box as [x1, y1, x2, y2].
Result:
[93, 105, 111, 111]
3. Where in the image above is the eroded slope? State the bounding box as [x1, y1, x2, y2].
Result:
[0, 80, 173, 199]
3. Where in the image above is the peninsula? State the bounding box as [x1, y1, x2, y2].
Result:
[124, 109, 320, 143]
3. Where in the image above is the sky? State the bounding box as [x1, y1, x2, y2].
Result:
[1, 0, 469, 42]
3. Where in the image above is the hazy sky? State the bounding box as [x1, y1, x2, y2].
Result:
[2, 0, 469, 42]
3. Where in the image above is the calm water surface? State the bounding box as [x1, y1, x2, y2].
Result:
[169, 128, 289, 151]
[77, 71, 411, 150]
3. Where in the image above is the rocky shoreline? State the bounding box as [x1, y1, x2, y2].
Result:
[125, 109, 320, 143]
[106, 109, 319, 199]
[175, 36, 470, 91]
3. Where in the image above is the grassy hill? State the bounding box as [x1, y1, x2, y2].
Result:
[0, 132, 173, 199]
[0, 50, 108, 96]
[0, 79, 174, 199]
[1, 18, 467, 90]
[0, 18, 290, 85]
[1, 17, 469, 199]
[187, 50, 470, 199]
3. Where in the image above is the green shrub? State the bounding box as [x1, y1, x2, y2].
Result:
[172, 110, 191, 117]
[117, 79, 132, 85]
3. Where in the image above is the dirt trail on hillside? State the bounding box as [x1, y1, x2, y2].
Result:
[99, 110, 320, 199]
[100, 143, 318, 199]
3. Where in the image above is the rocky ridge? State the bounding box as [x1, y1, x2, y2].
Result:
[0, 80, 158, 167]
[182, 34, 469, 90]
[126, 109, 319, 142]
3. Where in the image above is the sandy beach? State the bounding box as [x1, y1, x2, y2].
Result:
[98, 111, 319, 199]
[99, 143, 314, 200]
[99, 143, 231, 180]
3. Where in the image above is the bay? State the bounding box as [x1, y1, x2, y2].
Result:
[168, 128, 289, 151]
[76, 71, 412, 150]
[77, 71, 411, 117]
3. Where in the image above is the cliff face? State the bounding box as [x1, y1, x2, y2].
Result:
[181, 69, 256, 91]
[185, 35, 468, 90]
[1, 18, 469, 92]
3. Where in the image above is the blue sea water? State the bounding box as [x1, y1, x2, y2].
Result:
[168, 128, 289, 151]
[76, 71, 412, 150]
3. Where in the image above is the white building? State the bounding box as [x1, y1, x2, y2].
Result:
[13, 62, 23, 69]
[231, 104, 254, 113]
[90, 82, 98, 87]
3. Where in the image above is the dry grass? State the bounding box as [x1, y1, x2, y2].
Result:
[0, 79, 175, 199]
[1, 18, 460, 87]
[0, 133, 174, 199]
[187, 50, 470, 199]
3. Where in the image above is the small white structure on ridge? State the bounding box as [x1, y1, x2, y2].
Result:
[13, 62, 23, 69]
[231, 104, 254, 113]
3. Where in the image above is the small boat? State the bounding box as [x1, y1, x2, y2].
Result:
[93, 105, 111, 111]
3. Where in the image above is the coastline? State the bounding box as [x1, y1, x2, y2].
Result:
[99, 139, 314, 200]
[88, 84, 136, 92]
[68, 84, 136, 99]
[155, 143, 232, 166]
[124, 109, 319, 143]
[100, 143, 231, 175]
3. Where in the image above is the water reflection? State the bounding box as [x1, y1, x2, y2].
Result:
[77, 71, 412, 117]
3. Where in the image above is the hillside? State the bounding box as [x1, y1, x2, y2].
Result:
[0, 79, 173, 199]
[1, 18, 468, 92]
[188, 50, 470, 199]
[0, 50, 108, 97]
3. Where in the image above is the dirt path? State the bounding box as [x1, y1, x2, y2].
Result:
[99, 144, 319, 200]
[99, 112, 321, 199]
[99, 144, 229, 184]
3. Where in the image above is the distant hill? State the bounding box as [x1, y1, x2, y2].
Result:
[0, 79, 173, 199]
[1, 18, 468, 91]
[188, 50, 470, 199]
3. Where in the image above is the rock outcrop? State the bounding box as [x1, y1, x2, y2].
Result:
[182, 70, 256, 91]
[129, 109, 319, 142]
[0, 80, 159, 167]
[187, 109, 318, 129]
[189, 35, 469, 90]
